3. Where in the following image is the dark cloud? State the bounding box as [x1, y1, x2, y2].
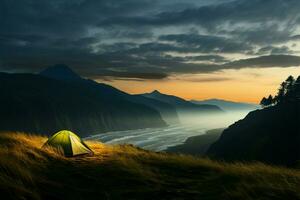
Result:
[160, 55, 300, 75]
[89, 71, 168, 80]
[98, 0, 300, 28]
[83, 55, 300, 80]
[1, 0, 300, 80]
[1, 0, 156, 36]
[184, 55, 229, 63]
[159, 34, 253, 53]
[224, 55, 300, 69]
[225, 25, 293, 45]
[97, 0, 300, 47]
[257, 46, 293, 55]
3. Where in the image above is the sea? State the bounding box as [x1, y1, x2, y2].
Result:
[86, 111, 251, 151]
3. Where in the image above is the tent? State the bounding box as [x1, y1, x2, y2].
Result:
[43, 130, 93, 157]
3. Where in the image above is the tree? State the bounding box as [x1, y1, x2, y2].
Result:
[260, 95, 273, 107]
[276, 81, 287, 103]
[286, 76, 295, 93]
[260, 97, 268, 108]
[261, 75, 300, 107]
[267, 95, 274, 105]
[286, 76, 295, 87]
[296, 76, 300, 84]
[294, 76, 300, 99]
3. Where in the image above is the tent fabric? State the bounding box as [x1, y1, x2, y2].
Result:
[43, 130, 93, 157]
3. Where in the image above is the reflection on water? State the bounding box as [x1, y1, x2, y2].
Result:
[86, 124, 206, 151]
[86, 111, 252, 151]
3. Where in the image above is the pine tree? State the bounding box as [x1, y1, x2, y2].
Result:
[260, 97, 268, 107]
[261, 75, 300, 107]
[267, 95, 273, 106]
[286, 76, 295, 91]
[276, 81, 287, 103]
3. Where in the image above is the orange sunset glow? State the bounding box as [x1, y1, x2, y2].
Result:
[99, 67, 300, 103]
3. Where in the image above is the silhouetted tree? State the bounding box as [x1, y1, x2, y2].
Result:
[285, 76, 295, 100]
[286, 76, 295, 89]
[276, 81, 288, 103]
[294, 76, 300, 100]
[260, 95, 274, 107]
[267, 95, 274, 105]
[296, 76, 300, 84]
[260, 97, 268, 107]
[261, 75, 300, 107]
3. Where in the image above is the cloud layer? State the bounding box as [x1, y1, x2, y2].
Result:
[1, 0, 300, 80]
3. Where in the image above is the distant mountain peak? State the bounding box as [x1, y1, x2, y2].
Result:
[39, 64, 82, 81]
[151, 90, 161, 95]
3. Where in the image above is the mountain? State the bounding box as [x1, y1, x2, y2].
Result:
[40, 65, 180, 125]
[39, 64, 82, 81]
[129, 95, 180, 124]
[191, 99, 259, 112]
[0, 71, 168, 137]
[2, 132, 300, 200]
[141, 90, 223, 116]
[207, 76, 300, 166]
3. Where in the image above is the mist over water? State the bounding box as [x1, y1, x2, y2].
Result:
[178, 111, 251, 129]
[87, 110, 253, 151]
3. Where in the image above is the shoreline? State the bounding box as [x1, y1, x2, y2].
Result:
[164, 128, 225, 156]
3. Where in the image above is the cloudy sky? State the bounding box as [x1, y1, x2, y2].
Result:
[1, 0, 300, 102]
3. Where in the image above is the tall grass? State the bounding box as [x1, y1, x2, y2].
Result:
[1, 132, 300, 200]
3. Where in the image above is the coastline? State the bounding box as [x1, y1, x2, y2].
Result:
[165, 128, 225, 156]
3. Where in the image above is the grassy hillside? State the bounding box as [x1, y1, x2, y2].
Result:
[1, 133, 300, 200]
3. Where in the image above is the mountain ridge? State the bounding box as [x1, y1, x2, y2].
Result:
[39, 65, 180, 125]
[0, 70, 168, 136]
[142, 90, 223, 112]
[191, 99, 259, 112]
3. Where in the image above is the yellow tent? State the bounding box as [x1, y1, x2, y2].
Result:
[43, 130, 93, 157]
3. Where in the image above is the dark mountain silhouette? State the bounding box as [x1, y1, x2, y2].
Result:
[191, 99, 259, 112]
[130, 95, 180, 124]
[39, 64, 82, 81]
[0, 68, 176, 136]
[141, 90, 223, 117]
[207, 75, 300, 166]
[39, 65, 180, 125]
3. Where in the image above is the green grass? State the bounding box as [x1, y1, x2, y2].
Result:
[1, 132, 300, 200]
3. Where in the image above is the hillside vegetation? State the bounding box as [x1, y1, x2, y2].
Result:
[0, 72, 166, 137]
[208, 75, 300, 166]
[1, 132, 300, 200]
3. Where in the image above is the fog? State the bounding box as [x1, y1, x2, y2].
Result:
[178, 110, 253, 130]
[87, 109, 256, 151]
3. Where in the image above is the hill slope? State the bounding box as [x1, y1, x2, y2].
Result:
[39, 65, 180, 125]
[207, 76, 300, 166]
[142, 90, 223, 116]
[207, 101, 300, 166]
[1, 132, 300, 200]
[0, 72, 166, 137]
